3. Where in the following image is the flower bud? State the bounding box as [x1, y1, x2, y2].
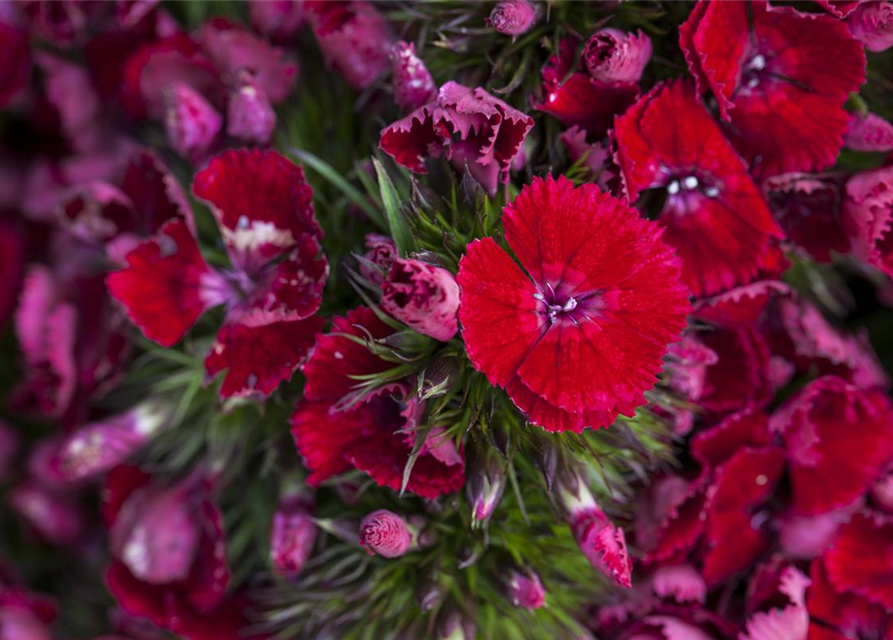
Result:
[249, 0, 304, 42]
[110, 481, 201, 584]
[270, 495, 317, 578]
[845, 111, 893, 152]
[227, 70, 276, 145]
[848, 1, 893, 52]
[9, 481, 84, 545]
[465, 443, 507, 528]
[487, 0, 537, 37]
[380, 258, 460, 342]
[359, 509, 413, 558]
[561, 479, 632, 588]
[164, 83, 222, 163]
[582, 28, 652, 85]
[358, 233, 397, 285]
[58, 400, 172, 482]
[391, 41, 437, 112]
[507, 570, 546, 610]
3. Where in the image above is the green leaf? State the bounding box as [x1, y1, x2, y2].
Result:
[373, 158, 416, 256]
[288, 148, 385, 229]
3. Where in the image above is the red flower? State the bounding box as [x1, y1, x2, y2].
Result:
[103, 467, 256, 640]
[740, 564, 810, 640]
[680, 0, 865, 178]
[823, 512, 893, 611]
[808, 554, 893, 640]
[532, 37, 638, 138]
[0, 21, 30, 107]
[614, 79, 782, 297]
[108, 149, 328, 398]
[773, 377, 893, 516]
[380, 82, 533, 196]
[763, 173, 850, 263]
[305, 1, 393, 90]
[291, 306, 465, 499]
[457, 176, 690, 433]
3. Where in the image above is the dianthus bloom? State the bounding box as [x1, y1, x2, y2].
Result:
[291, 307, 465, 499]
[359, 510, 413, 558]
[848, 1, 893, 52]
[380, 82, 533, 196]
[487, 0, 536, 37]
[390, 41, 436, 112]
[680, 0, 865, 178]
[845, 111, 893, 152]
[507, 571, 546, 610]
[107, 149, 328, 398]
[842, 165, 893, 278]
[581, 28, 651, 86]
[614, 79, 782, 297]
[457, 176, 690, 433]
[380, 258, 460, 342]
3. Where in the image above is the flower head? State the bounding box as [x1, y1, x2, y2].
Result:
[458, 175, 690, 432]
[360, 509, 413, 558]
[487, 1, 537, 37]
[507, 570, 546, 610]
[845, 111, 893, 152]
[164, 82, 223, 163]
[680, 0, 866, 178]
[380, 82, 533, 196]
[270, 494, 317, 578]
[381, 258, 460, 342]
[848, 1, 893, 52]
[843, 165, 893, 278]
[614, 79, 782, 297]
[390, 41, 436, 112]
[581, 28, 651, 85]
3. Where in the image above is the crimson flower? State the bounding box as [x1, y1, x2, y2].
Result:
[107, 149, 328, 398]
[457, 175, 690, 433]
[843, 165, 893, 278]
[291, 306, 465, 499]
[614, 79, 783, 298]
[680, 0, 865, 178]
[0, 20, 30, 108]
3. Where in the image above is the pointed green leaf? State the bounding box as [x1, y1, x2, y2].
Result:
[373, 158, 416, 255]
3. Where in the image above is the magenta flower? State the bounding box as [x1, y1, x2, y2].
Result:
[848, 1, 893, 52]
[359, 233, 397, 285]
[164, 82, 223, 163]
[270, 495, 317, 578]
[487, 0, 537, 37]
[380, 258, 460, 342]
[507, 571, 546, 610]
[843, 165, 893, 278]
[581, 28, 652, 86]
[845, 111, 893, 152]
[359, 510, 413, 558]
[226, 70, 277, 145]
[390, 41, 437, 112]
[249, 0, 304, 42]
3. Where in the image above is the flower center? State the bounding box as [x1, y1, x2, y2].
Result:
[534, 284, 603, 325]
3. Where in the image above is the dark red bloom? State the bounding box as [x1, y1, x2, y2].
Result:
[763, 173, 850, 263]
[305, 0, 393, 90]
[823, 512, 893, 611]
[532, 37, 638, 138]
[816, 0, 861, 18]
[680, 0, 865, 178]
[380, 82, 533, 196]
[103, 467, 256, 640]
[0, 21, 30, 108]
[108, 149, 328, 398]
[380, 258, 460, 342]
[808, 555, 893, 640]
[740, 563, 810, 640]
[291, 306, 465, 499]
[615, 79, 782, 297]
[773, 377, 893, 516]
[457, 176, 690, 433]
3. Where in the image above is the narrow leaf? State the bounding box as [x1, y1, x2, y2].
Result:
[373, 158, 416, 255]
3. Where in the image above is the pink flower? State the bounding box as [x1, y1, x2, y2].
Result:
[458, 176, 690, 432]
[359, 233, 397, 284]
[305, 1, 393, 90]
[380, 258, 460, 341]
[8, 480, 84, 545]
[164, 82, 223, 163]
[270, 495, 317, 578]
[390, 41, 437, 112]
[848, 1, 893, 51]
[562, 481, 632, 588]
[380, 82, 533, 196]
[581, 28, 652, 85]
[843, 165, 893, 277]
[823, 511, 893, 610]
[845, 111, 893, 152]
[359, 509, 413, 558]
[487, 0, 537, 37]
[507, 570, 546, 610]
[808, 556, 893, 640]
[249, 0, 304, 42]
[107, 149, 328, 398]
[558, 125, 615, 189]
[226, 70, 276, 145]
[680, 0, 866, 178]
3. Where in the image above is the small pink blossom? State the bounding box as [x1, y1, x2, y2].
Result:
[164, 82, 222, 163]
[359, 509, 413, 558]
[848, 1, 893, 52]
[359, 233, 397, 284]
[487, 0, 537, 37]
[507, 570, 546, 610]
[845, 111, 893, 152]
[582, 28, 652, 86]
[380, 258, 460, 342]
[226, 70, 276, 145]
[390, 41, 437, 112]
[270, 495, 317, 578]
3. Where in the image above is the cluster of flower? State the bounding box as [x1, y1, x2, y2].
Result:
[1, 0, 893, 639]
